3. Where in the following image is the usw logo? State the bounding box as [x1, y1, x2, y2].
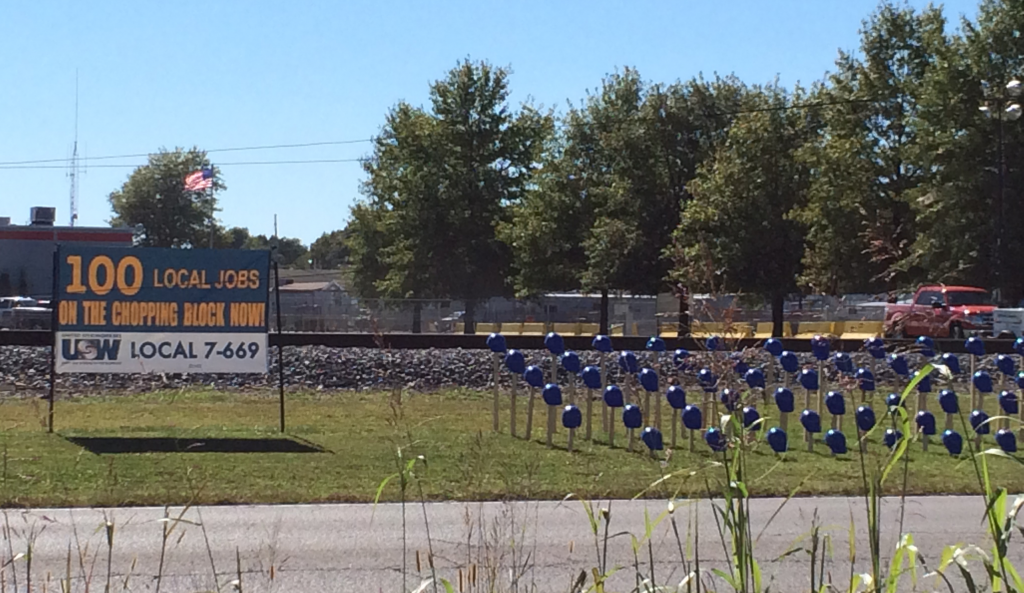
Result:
[61, 338, 122, 361]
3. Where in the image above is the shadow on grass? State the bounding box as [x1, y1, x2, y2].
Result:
[64, 436, 325, 454]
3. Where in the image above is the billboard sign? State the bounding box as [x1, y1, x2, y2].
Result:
[55, 246, 270, 374]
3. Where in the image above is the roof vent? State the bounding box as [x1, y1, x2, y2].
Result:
[30, 207, 56, 226]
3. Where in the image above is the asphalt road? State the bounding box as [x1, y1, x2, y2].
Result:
[1, 496, 1019, 592]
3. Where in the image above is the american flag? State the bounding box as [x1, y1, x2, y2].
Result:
[184, 168, 213, 191]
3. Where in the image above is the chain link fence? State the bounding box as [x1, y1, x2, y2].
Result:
[270, 289, 889, 335]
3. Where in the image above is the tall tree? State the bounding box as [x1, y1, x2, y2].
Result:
[797, 3, 949, 295]
[309, 229, 351, 269]
[503, 70, 744, 331]
[109, 148, 223, 248]
[351, 59, 551, 332]
[670, 85, 814, 336]
[244, 234, 309, 268]
[219, 226, 252, 249]
[345, 202, 389, 299]
[905, 0, 1024, 303]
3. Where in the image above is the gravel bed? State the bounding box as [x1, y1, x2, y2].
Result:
[0, 344, 1006, 396]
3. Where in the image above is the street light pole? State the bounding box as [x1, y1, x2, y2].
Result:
[981, 79, 1021, 305]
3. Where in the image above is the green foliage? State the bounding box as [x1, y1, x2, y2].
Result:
[794, 3, 952, 294]
[102, 2, 1024, 300]
[901, 0, 1024, 301]
[349, 59, 551, 319]
[504, 70, 744, 298]
[670, 84, 812, 322]
[308, 229, 350, 269]
[243, 234, 309, 268]
[108, 148, 223, 248]
[345, 201, 389, 299]
[218, 226, 252, 250]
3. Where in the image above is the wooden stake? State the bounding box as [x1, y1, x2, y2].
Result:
[644, 391, 652, 427]
[585, 389, 593, 441]
[510, 379, 518, 438]
[869, 359, 877, 403]
[600, 353, 609, 432]
[807, 432, 814, 453]
[970, 355, 977, 410]
[701, 391, 711, 431]
[781, 412, 789, 432]
[546, 406, 555, 448]
[654, 393, 662, 432]
[567, 428, 575, 453]
[526, 388, 536, 440]
[671, 413, 678, 448]
[1019, 354, 1024, 442]
[816, 360, 824, 418]
[688, 428, 695, 452]
[628, 428, 634, 452]
[492, 354, 501, 432]
[608, 410, 615, 447]
[999, 375, 1008, 431]
[804, 388, 812, 443]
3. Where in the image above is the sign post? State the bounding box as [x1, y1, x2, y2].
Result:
[274, 258, 285, 432]
[48, 248, 59, 433]
[54, 246, 271, 428]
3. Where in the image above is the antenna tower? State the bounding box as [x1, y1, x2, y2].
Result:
[68, 71, 80, 226]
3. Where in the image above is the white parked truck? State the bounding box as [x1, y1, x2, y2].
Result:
[993, 308, 1024, 338]
[0, 297, 51, 330]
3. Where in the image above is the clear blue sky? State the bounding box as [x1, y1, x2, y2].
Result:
[0, 0, 980, 245]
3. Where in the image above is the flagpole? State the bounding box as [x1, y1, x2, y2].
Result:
[208, 164, 215, 248]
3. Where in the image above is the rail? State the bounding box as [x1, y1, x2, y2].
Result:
[2, 330, 1018, 354]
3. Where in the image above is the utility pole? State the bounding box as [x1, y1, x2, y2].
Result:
[981, 79, 1022, 305]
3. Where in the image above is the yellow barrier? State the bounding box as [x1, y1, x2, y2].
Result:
[552, 322, 580, 336]
[754, 322, 795, 339]
[835, 320, 884, 340]
[464, 319, 879, 339]
[691, 321, 754, 338]
[521, 322, 546, 335]
[794, 321, 835, 339]
[475, 322, 500, 335]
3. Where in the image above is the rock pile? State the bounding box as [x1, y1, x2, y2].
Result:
[0, 344, 991, 395]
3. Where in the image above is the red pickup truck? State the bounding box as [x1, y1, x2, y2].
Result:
[884, 285, 994, 339]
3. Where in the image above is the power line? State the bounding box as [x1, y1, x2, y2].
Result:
[0, 96, 880, 169]
[0, 158, 364, 170]
[712, 97, 877, 116]
[0, 139, 373, 167]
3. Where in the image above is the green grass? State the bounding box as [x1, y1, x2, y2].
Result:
[0, 387, 1020, 507]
